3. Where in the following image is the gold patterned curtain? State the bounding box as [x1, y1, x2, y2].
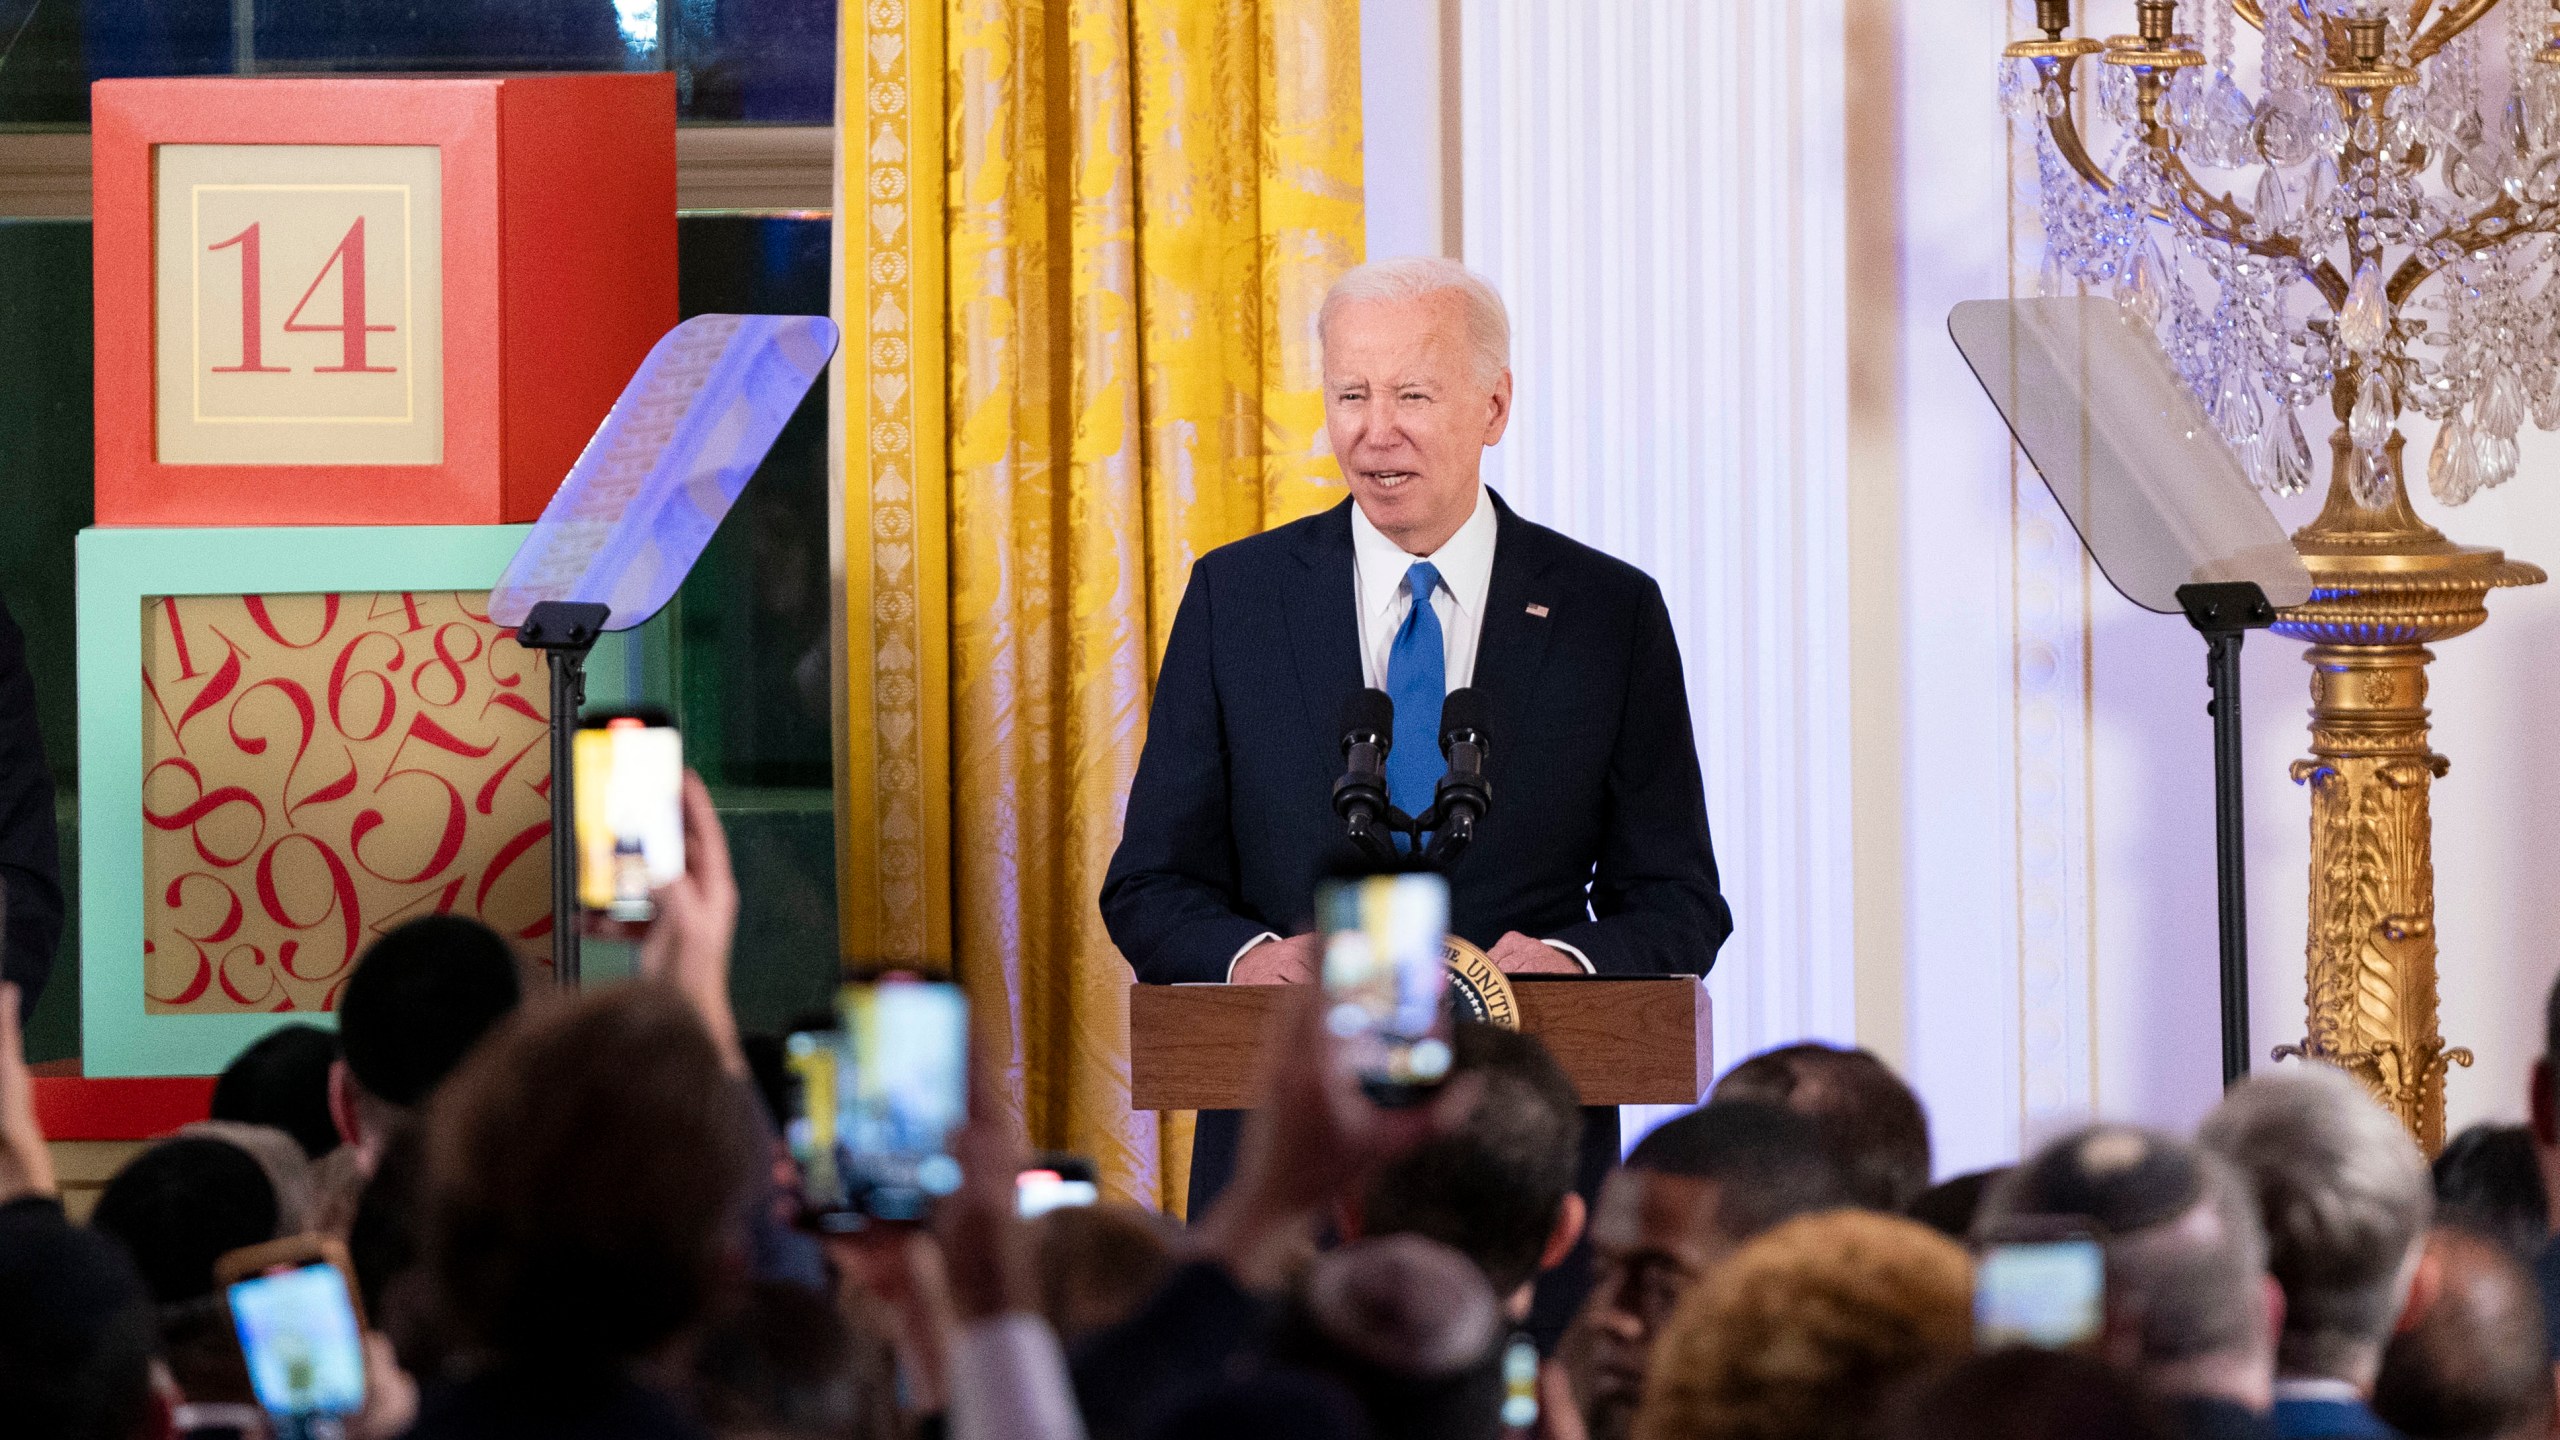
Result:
[836, 0, 1364, 1211]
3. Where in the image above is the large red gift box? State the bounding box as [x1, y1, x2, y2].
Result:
[91, 74, 676, 527]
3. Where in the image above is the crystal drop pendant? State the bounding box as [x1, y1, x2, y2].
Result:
[2475, 426, 2521, 490]
[2256, 92, 2316, 167]
[2252, 167, 2294, 238]
[2349, 369, 2393, 454]
[2216, 370, 2265, 447]
[2118, 242, 2164, 329]
[2534, 373, 2560, 432]
[2482, 367, 2530, 436]
[2348, 444, 2397, 510]
[2203, 71, 2255, 167]
[2429, 415, 2479, 503]
[2339, 261, 2389, 353]
[2272, 408, 2314, 496]
[2040, 245, 2072, 298]
[2304, 152, 2340, 217]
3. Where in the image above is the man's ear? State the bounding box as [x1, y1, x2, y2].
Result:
[2263, 1273, 2287, 1349]
[1482, 370, 1514, 447]
[328, 1059, 363, 1150]
[1541, 1191, 1588, 1274]
[2395, 1238, 2442, 1337]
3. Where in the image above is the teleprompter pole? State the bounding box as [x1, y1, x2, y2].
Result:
[514, 601, 612, 988]
[2175, 582, 2277, 1087]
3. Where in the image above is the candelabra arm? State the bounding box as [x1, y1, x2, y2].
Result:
[2408, 0, 2502, 62]
[2388, 194, 2552, 307]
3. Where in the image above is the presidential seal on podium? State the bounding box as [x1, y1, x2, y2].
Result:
[1443, 936, 1519, 1031]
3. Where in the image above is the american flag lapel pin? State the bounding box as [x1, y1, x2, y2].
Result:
[1525, 603, 1550, 618]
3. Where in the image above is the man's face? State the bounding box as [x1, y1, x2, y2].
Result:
[1321, 291, 1512, 555]
[1574, 1169, 1737, 1440]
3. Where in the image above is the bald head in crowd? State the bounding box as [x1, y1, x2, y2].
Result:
[1710, 1042, 1932, 1212]
[1976, 1125, 2279, 1423]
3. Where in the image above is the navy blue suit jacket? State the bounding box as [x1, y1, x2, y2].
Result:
[1101, 492, 1730, 982]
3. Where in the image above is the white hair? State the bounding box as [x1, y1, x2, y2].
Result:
[2199, 1063, 2432, 1380]
[1317, 256, 1511, 387]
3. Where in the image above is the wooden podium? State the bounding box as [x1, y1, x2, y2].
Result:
[1129, 977, 1714, 1111]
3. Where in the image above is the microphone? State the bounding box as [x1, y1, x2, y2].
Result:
[1332, 689, 1397, 860]
[1429, 688, 1491, 860]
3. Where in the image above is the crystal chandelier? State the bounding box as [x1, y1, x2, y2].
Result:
[2004, 0, 2560, 507]
[2001, 0, 2552, 1150]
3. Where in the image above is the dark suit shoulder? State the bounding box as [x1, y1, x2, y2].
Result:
[1194, 501, 1349, 580]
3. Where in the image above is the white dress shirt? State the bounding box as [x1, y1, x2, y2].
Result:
[1227, 484, 1592, 977]
[1351, 481, 1498, 690]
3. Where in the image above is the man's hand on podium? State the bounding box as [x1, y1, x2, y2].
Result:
[1232, 932, 1323, 985]
[1491, 932, 1582, 975]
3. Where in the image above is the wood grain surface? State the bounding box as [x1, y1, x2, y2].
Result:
[1128, 977, 1712, 1110]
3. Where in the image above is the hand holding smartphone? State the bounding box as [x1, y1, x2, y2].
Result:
[1317, 872, 1455, 1107]
[784, 977, 969, 1229]
[573, 706, 685, 937]
[216, 1236, 367, 1438]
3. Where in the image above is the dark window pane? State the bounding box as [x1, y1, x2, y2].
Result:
[0, 0, 835, 123]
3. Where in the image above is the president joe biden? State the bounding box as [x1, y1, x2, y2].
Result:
[1100, 256, 1732, 1217]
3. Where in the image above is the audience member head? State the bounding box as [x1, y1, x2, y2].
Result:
[2373, 1226, 2552, 1440]
[1576, 1101, 1847, 1440]
[423, 983, 760, 1374]
[2200, 1063, 2432, 1389]
[0, 1198, 159, 1440]
[1976, 1125, 2278, 1412]
[210, 1023, 341, 1160]
[1908, 1166, 2006, 1241]
[90, 1134, 288, 1305]
[1879, 1347, 2180, 1440]
[692, 1280, 898, 1440]
[1632, 1210, 1972, 1440]
[1348, 1023, 1585, 1314]
[1272, 1234, 1507, 1440]
[332, 914, 522, 1163]
[2431, 1123, 2549, 1263]
[1710, 1042, 1933, 1212]
[1031, 1202, 1178, 1345]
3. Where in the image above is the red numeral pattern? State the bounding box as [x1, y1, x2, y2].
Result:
[140, 592, 551, 1014]
[208, 219, 397, 376]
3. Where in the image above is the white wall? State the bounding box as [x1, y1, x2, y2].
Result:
[1457, 0, 1859, 1088]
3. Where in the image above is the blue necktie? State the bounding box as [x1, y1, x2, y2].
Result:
[1385, 561, 1446, 831]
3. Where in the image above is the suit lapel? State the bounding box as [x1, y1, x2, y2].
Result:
[1285, 502, 1364, 768]
[1474, 492, 1561, 754]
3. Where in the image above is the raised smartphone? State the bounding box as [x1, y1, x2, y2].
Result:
[1316, 871, 1454, 1107]
[1017, 1154, 1101, 1218]
[784, 978, 969, 1229]
[220, 1237, 367, 1432]
[1974, 1237, 2106, 1350]
[573, 706, 685, 934]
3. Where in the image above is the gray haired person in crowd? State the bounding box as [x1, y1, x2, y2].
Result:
[2201, 1064, 2434, 1440]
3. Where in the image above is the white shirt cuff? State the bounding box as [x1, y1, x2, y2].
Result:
[1225, 932, 1284, 982]
[1544, 938, 1597, 974]
[948, 1313, 1088, 1440]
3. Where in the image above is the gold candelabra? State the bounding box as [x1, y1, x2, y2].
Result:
[2003, 0, 2552, 1149]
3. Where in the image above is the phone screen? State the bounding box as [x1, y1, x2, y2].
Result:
[1016, 1168, 1100, 1218]
[1974, 1239, 2105, 1350]
[573, 709, 685, 926]
[784, 979, 968, 1227]
[1317, 872, 1454, 1106]
[226, 1262, 367, 1420]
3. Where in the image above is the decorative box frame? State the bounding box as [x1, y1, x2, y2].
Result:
[90, 75, 676, 528]
[75, 524, 631, 1075]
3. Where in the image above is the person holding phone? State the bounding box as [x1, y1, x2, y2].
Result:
[1972, 1126, 2283, 1440]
